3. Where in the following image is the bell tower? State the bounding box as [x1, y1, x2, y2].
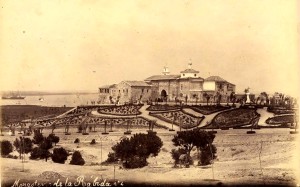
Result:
[162, 66, 170, 75]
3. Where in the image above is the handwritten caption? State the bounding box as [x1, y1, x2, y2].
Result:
[12, 176, 124, 187]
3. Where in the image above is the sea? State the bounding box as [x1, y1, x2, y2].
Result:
[0, 93, 100, 107]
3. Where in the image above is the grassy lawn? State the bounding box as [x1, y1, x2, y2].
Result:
[265, 115, 295, 125]
[1, 105, 72, 123]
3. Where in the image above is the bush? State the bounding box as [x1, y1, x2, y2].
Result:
[29, 146, 51, 160]
[13, 137, 33, 158]
[111, 133, 163, 169]
[105, 152, 118, 163]
[33, 130, 44, 144]
[74, 138, 80, 144]
[1, 140, 13, 156]
[48, 134, 60, 146]
[199, 144, 217, 166]
[70, 151, 85, 165]
[90, 139, 96, 145]
[52, 147, 68, 164]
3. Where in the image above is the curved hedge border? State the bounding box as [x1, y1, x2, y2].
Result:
[265, 114, 295, 125]
[97, 104, 143, 116]
[146, 104, 181, 111]
[85, 115, 167, 129]
[149, 110, 204, 129]
[207, 108, 260, 128]
[187, 105, 231, 115]
[267, 106, 295, 115]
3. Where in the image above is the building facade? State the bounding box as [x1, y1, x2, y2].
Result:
[99, 64, 236, 104]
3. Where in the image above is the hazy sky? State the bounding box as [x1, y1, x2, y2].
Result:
[0, 0, 299, 96]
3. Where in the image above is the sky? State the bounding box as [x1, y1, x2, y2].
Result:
[0, 0, 299, 96]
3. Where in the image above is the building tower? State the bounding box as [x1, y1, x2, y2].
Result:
[162, 66, 170, 75]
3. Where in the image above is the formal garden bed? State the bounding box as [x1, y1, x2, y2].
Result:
[187, 105, 231, 115]
[267, 106, 295, 115]
[97, 104, 143, 116]
[265, 114, 295, 125]
[149, 110, 204, 129]
[84, 116, 167, 129]
[65, 105, 110, 116]
[146, 104, 181, 111]
[204, 108, 260, 128]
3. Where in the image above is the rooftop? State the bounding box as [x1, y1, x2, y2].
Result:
[205, 76, 228, 82]
[145, 74, 181, 81]
[122, 81, 151, 87]
[180, 69, 199, 73]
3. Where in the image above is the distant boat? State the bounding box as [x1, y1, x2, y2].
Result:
[1, 92, 25, 100]
[39, 97, 44, 102]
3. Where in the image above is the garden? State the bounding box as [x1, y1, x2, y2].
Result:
[149, 110, 204, 129]
[188, 105, 231, 115]
[208, 108, 260, 128]
[146, 104, 181, 111]
[97, 104, 143, 116]
[265, 114, 295, 125]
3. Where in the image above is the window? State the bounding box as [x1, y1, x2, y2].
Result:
[142, 89, 144, 93]
[183, 74, 185, 76]
[180, 84, 183, 90]
[194, 74, 196, 77]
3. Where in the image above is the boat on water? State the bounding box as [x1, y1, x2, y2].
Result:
[1, 95, 26, 100]
[1, 92, 26, 100]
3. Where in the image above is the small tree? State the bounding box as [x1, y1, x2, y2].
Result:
[111, 133, 163, 168]
[52, 147, 68, 164]
[1, 140, 13, 156]
[33, 129, 44, 144]
[70, 151, 85, 165]
[48, 134, 60, 146]
[172, 129, 216, 167]
[13, 137, 33, 159]
[199, 144, 217, 166]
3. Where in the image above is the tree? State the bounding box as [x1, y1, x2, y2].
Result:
[13, 137, 33, 159]
[111, 133, 163, 168]
[33, 129, 44, 144]
[203, 92, 210, 106]
[29, 137, 52, 161]
[172, 128, 216, 167]
[52, 147, 68, 164]
[1, 140, 13, 156]
[70, 151, 85, 165]
[48, 134, 60, 146]
[230, 92, 236, 106]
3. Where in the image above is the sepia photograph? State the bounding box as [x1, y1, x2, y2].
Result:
[0, 0, 299, 186]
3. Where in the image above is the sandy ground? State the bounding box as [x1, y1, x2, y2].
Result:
[1, 127, 299, 186]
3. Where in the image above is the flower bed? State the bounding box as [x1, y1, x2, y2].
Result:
[267, 106, 295, 115]
[65, 105, 110, 116]
[209, 108, 260, 128]
[149, 110, 204, 129]
[97, 104, 142, 116]
[85, 116, 167, 129]
[265, 115, 295, 125]
[146, 104, 181, 111]
[188, 105, 231, 115]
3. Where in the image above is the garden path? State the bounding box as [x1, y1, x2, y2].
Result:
[139, 105, 179, 130]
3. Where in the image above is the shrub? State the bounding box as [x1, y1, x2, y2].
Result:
[90, 139, 96, 145]
[1, 140, 13, 156]
[13, 137, 33, 158]
[74, 138, 80, 144]
[105, 152, 118, 163]
[111, 133, 163, 169]
[199, 144, 217, 166]
[33, 130, 44, 144]
[48, 134, 60, 146]
[52, 147, 68, 164]
[29, 146, 51, 160]
[172, 129, 217, 167]
[70, 151, 85, 165]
